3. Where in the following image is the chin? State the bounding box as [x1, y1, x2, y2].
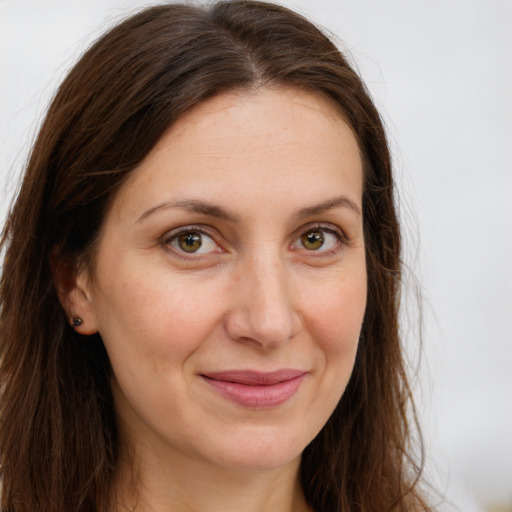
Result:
[203, 426, 309, 472]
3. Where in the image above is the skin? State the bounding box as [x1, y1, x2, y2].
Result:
[64, 87, 367, 512]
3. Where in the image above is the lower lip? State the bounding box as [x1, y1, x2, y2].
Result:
[201, 374, 306, 408]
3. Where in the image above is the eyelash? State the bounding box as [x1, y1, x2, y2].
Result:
[160, 223, 348, 260]
[292, 223, 347, 256]
[161, 224, 221, 260]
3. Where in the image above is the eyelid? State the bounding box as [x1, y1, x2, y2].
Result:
[159, 222, 349, 261]
[161, 224, 224, 259]
[291, 222, 348, 254]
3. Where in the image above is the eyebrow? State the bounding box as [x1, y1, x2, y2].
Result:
[135, 195, 361, 225]
[297, 196, 361, 218]
[135, 199, 239, 224]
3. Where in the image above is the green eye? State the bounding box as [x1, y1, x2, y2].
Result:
[177, 232, 203, 253]
[301, 230, 324, 250]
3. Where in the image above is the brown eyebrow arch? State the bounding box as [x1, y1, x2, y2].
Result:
[135, 199, 239, 224]
[135, 195, 361, 225]
[297, 196, 362, 218]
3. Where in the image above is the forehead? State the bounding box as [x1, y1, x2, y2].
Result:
[109, 86, 363, 223]
[155, 86, 358, 162]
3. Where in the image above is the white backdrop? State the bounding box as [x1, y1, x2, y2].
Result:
[1, 1, 511, 510]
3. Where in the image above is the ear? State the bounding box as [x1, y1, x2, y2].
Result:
[51, 253, 99, 335]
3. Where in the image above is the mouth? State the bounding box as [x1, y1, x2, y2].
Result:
[199, 369, 307, 408]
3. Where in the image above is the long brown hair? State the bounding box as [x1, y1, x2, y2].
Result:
[0, 1, 430, 511]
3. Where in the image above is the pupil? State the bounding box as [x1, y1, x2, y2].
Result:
[179, 232, 202, 252]
[303, 231, 324, 250]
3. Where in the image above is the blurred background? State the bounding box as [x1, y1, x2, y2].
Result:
[1, 1, 511, 510]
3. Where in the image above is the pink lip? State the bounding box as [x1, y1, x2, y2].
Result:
[200, 369, 307, 408]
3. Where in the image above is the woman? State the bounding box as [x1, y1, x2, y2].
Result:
[0, 1, 431, 511]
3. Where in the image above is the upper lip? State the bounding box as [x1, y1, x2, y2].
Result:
[200, 369, 307, 386]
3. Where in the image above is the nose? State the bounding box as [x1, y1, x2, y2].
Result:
[224, 253, 300, 349]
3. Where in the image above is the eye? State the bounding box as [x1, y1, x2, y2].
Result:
[167, 229, 220, 255]
[292, 226, 341, 253]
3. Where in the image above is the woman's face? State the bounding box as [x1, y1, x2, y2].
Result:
[75, 87, 366, 473]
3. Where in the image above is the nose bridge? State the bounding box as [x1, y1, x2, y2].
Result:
[226, 248, 297, 348]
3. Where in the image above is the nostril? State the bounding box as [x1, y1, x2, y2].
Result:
[224, 261, 298, 347]
[224, 303, 297, 349]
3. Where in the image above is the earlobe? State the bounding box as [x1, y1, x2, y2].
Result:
[51, 253, 99, 335]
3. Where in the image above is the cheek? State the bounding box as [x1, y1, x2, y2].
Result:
[302, 267, 367, 352]
[295, 270, 366, 437]
[92, 264, 224, 373]
[304, 266, 366, 384]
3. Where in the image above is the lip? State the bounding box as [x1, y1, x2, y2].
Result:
[200, 369, 307, 408]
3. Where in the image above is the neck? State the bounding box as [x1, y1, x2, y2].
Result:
[112, 444, 311, 512]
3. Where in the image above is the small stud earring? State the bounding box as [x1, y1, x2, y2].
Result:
[72, 317, 83, 327]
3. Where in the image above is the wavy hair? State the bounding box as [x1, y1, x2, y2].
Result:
[1, 1, 430, 510]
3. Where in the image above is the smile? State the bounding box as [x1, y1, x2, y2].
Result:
[200, 369, 307, 408]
